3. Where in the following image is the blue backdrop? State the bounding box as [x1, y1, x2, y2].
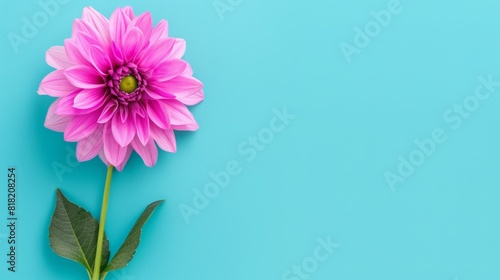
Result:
[1, 0, 499, 279]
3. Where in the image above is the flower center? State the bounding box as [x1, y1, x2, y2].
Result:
[119, 75, 138, 94]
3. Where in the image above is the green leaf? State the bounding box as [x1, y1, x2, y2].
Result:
[103, 200, 164, 273]
[49, 189, 110, 275]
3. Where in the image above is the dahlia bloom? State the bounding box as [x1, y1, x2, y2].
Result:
[39, 6, 203, 171]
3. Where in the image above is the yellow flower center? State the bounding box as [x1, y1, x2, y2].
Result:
[119, 75, 138, 94]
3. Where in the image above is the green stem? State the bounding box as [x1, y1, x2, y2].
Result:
[92, 165, 114, 280]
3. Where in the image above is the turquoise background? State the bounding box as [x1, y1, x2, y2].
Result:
[1, 0, 500, 279]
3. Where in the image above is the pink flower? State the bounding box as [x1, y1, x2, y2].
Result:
[38, 6, 204, 171]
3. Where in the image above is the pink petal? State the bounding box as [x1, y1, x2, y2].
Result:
[147, 100, 170, 129]
[151, 20, 168, 42]
[132, 102, 146, 118]
[76, 125, 103, 161]
[64, 38, 89, 66]
[131, 137, 158, 167]
[164, 100, 198, 126]
[110, 41, 124, 65]
[145, 84, 176, 100]
[152, 59, 187, 82]
[139, 38, 175, 70]
[122, 27, 145, 61]
[38, 70, 77, 97]
[177, 89, 204, 106]
[135, 114, 150, 146]
[119, 106, 129, 123]
[44, 99, 71, 132]
[115, 146, 133, 171]
[81, 7, 111, 46]
[182, 64, 193, 76]
[109, 8, 130, 46]
[122, 6, 136, 20]
[167, 39, 186, 59]
[46, 46, 72, 69]
[73, 20, 102, 48]
[148, 61, 203, 105]
[151, 125, 176, 152]
[130, 12, 152, 41]
[111, 112, 135, 147]
[98, 100, 118, 123]
[103, 123, 129, 167]
[64, 112, 100, 142]
[88, 44, 112, 75]
[162, 75, 203, 97]
[98, 149, 110, 166]
[73, 88, 106, 110]
[171, 123, 199, 131]
[75, 30, 100, 67]
[71, 19, 91, 39]
[64, 65, 105, 89]
[55, 91, 93, 115]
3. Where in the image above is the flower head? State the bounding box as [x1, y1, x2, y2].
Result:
[38, 6, 204, 171]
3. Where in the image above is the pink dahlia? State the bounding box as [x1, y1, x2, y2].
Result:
[38, 6, 204, 171]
